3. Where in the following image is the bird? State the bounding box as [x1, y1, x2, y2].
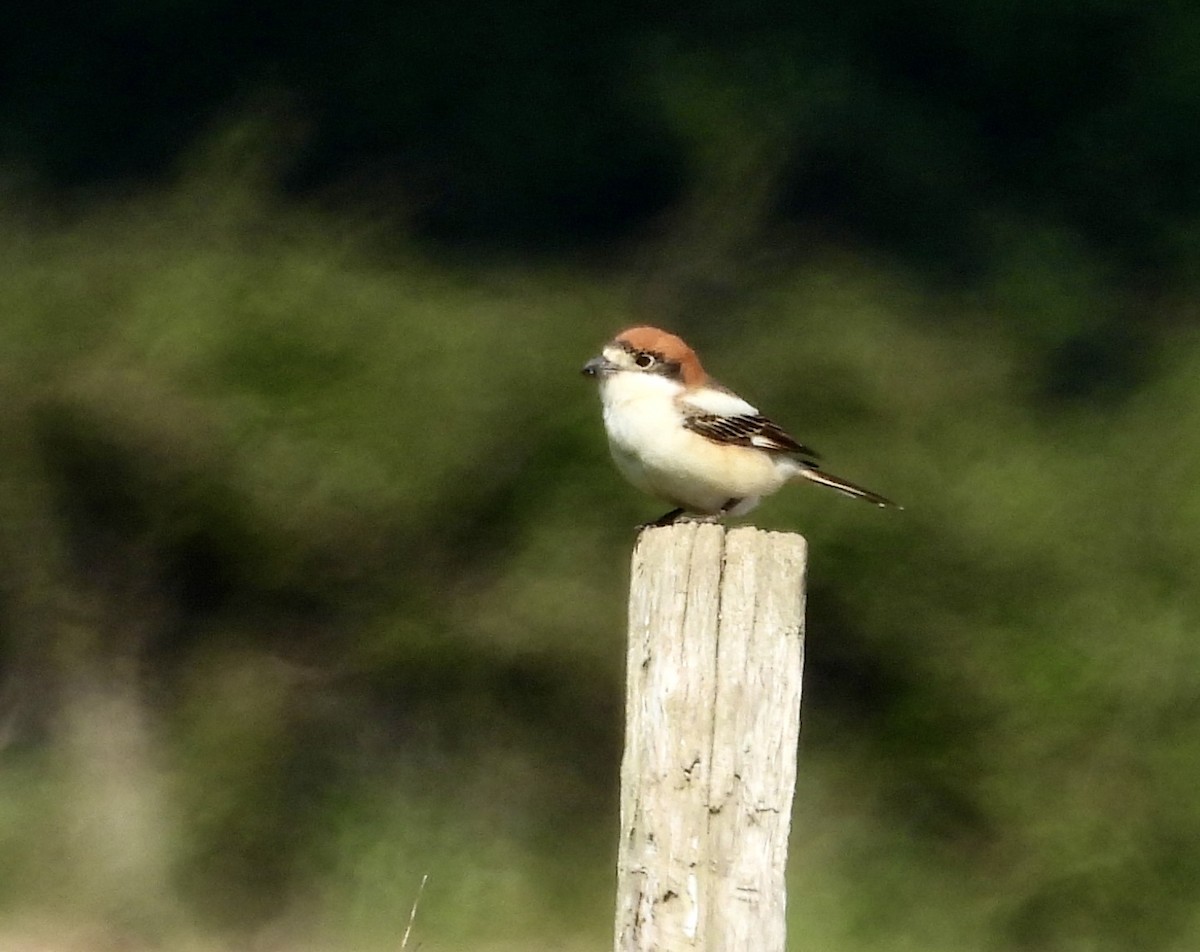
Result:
[582, 326, 898, 525]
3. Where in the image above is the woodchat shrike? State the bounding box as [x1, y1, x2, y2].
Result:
[583, 326, 898, 525]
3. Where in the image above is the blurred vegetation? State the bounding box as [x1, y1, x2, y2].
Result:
[1, 2, 1200, 951]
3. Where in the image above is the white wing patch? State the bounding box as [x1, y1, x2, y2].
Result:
[678, 385, 759, 417]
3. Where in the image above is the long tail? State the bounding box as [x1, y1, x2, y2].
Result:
[796, 467, 900, 508]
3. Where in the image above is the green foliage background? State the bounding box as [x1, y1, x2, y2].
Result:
[2, 2, 1199, 950]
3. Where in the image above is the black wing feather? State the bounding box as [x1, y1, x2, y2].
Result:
[683, 413, 820, 461]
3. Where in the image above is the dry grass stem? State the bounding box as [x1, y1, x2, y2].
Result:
[400, 873, 429, 950]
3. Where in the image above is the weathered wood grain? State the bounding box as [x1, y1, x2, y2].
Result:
[615, 523, 807, 952]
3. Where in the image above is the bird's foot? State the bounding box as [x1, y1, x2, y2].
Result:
[639, 507, 686, 529]
[638, 506, 734, 529]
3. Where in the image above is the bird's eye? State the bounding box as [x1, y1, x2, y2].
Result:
[635, 352, 656, 369]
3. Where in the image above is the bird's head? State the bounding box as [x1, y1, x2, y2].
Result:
[582, 326, 707, 388]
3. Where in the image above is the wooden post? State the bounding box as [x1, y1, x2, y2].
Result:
[615, 523, 807, 952]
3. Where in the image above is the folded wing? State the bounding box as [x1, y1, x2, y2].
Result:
[682, 410, 821, 462]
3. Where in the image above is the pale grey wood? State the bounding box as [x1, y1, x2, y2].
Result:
[615, 523, 808, 952]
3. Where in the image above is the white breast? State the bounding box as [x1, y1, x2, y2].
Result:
[597, 372, 798, 513]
